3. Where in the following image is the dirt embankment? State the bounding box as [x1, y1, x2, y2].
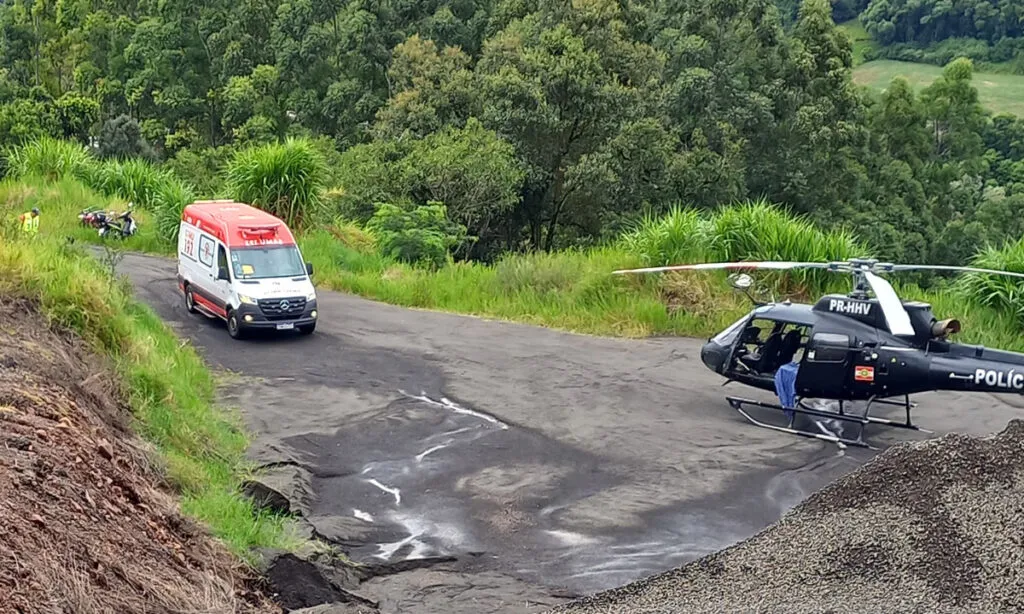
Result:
[0, 297, 277, 614]
[550, 418, 1024, 614]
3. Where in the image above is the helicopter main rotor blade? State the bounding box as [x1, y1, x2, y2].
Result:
[611, 261, 834, 275]
[863, 271, 916, 336]
[884, 264, 1024, 279]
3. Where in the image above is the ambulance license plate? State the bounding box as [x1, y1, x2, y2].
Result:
[276, 322, 295, 330]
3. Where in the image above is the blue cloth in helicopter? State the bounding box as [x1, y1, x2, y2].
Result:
[774, 361, 799, 419]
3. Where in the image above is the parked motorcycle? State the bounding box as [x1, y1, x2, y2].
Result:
[78, 206, 104, 228]
[77, 203, 139, 239]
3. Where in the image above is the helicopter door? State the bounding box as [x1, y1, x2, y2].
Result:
[795, 332, 852, 397]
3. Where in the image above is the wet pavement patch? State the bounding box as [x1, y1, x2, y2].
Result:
[285, 391, 860, 596]
[286, 391, 624, 587]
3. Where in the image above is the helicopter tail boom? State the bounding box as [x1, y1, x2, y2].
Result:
[909, 344, 1024, 395]
[933, 360, 1024, 394]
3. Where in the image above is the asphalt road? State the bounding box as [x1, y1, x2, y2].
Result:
[114, 252, 1024, 613]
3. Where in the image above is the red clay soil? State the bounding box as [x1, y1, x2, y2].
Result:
[0, 297, 279, 614]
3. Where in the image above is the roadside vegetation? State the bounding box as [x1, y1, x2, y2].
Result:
[5, 157, 1024, 353]
[0, 211, 297, 559]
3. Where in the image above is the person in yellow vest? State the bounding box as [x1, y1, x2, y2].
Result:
[18, 208, 39, 237]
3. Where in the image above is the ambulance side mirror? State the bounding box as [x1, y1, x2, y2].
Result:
[217, 266, 230, 281]
[306, 262, 313, 276]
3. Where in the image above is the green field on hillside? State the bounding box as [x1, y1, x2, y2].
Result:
[852, 59, 1024, 116]
[837, 18, 1024, 117]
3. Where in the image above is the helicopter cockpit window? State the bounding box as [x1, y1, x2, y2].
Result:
[712, 314, 750, 346]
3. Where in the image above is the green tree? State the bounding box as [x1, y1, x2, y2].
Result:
[919, 58, 986, 167]
[366, 201, 469, 268]
[400, 118, 525, 256]
[474, 0, 666, 250]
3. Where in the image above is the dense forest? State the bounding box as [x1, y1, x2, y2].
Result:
[3, 0, 1024, 271]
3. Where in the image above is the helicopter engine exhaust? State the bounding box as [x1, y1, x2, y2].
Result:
[931, 318, 961, 338]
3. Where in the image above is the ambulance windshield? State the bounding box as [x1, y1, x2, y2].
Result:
[230, 246, 306, 280]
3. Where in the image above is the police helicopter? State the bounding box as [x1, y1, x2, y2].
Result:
[613, 258, 1024, 449]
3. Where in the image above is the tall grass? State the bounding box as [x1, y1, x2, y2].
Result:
[4, 136, 96, 183]
[225, 137, 327, 231]
[152, 179, 198, 244]
[300, 223, 748, 337]
[89, 158, 180, 210]
[620, 199, 865, 299]
[620, 205, 712, 267]
[0, 235, 297, 557]
[0, 178, 172, 254]
[954, 236, 1024, 326]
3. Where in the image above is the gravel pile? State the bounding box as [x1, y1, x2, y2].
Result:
[549, 421, 1024, 614]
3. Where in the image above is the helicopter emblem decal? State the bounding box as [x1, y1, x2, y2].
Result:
[854, 366, 875, 382]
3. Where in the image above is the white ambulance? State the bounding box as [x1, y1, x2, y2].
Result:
[176, 200, 318, 339]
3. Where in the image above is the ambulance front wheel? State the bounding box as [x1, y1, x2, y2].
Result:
[184, 284, 198, 314]
[227, 309, 245, 339]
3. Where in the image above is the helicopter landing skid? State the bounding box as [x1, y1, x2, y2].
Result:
[725, 394, 932, 450]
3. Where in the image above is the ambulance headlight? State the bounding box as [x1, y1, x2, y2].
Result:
[238, 294, 257, 305]
[306, 291, 316, 301]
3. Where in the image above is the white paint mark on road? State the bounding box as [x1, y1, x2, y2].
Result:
[373, 513, 468, 561]
[375, 533, 432, 560]
[546, 529, 601, 546]
[366, 479, 402, 505]
[416, 443, 449, 462]
[440, 396, 509, 429]
[399, 390, 509, 430]
[353, 509, 373, 523]
[437, 426, 473, 438]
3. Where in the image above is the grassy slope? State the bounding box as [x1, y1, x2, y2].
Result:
[838, 19, 1024, 116]
[0, 182, 297, 561]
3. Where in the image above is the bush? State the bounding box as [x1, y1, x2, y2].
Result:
[365, 202, 469, 269]
[225, 137, 327, 230]
[97, 114, 158, 161]
[331, 139, 409, 223]
[165, 145, 235, 197]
